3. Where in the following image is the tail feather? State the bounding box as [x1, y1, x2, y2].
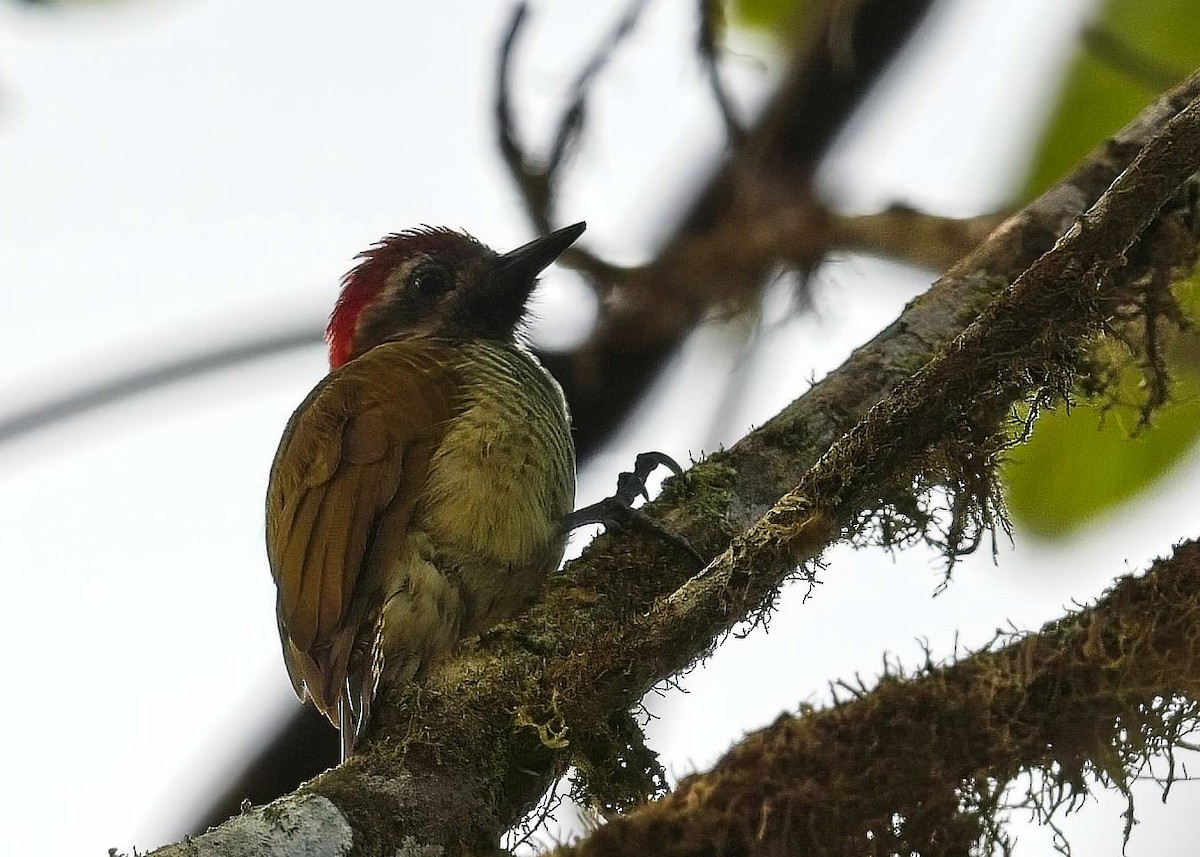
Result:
[337, 696, 356, 763]
[334, 611, 384, 762]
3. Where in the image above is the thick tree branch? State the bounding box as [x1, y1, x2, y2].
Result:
[560, 538, 1200, 855]
[634, 73, 1200, 672]
[149, 72, 1200, 857]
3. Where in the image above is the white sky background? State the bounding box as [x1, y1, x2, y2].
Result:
[1, 0, 1198, 854]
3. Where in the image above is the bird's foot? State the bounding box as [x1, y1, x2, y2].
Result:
[564, 451, 703, 565]
[564, 451, 683, 529]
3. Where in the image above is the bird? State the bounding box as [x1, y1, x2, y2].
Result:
[266, 222, 585, 760]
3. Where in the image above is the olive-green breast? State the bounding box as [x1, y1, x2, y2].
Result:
[417, 341, 575, 573]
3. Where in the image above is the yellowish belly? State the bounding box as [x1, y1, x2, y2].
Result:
[414, 342, 574, 628]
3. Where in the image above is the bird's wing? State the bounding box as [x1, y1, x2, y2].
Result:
[265, 338, 460, 728]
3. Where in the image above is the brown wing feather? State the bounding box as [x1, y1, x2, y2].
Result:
[265, 338, 460, 730]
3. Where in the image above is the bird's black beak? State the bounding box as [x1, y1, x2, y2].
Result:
[484, 222, 586, 335]
[495, 222, 586, 285]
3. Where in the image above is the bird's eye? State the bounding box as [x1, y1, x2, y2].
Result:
[408, 264, 452, 297]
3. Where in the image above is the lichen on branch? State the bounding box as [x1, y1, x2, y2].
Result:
[556, 539, 1200, 856]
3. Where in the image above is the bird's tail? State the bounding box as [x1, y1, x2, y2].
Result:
[335, 620, 383, 763]
[337, 696, 356, 763]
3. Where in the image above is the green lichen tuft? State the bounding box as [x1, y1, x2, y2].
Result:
[569, 708, 669, 816]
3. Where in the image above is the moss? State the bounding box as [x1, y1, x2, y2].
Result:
[657, 457, 738, 530]
[752, 412, 813, 455]
[560, 542, 1200, 856]
[515, 689, 571, 750]
[569, 709, 668, 815]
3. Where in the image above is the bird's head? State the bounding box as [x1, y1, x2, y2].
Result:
[326, 222, 586, 369]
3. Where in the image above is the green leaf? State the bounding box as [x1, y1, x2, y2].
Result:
[1024, 0, 1200, 197]
[1003, 0, 1200, 537]
[726, 0, 819, 42]
[1003, 274, 1200, 537]
[1003, 365, 1200, 538]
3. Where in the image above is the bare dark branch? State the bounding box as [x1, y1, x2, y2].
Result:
[497, 4, 551, 234]
[0, 324, 321, 450]
[494, 1, 645, 283]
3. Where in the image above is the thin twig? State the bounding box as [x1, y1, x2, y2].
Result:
[549, 0, 654, 174]
[697, 0, 745, 145]
[496, 4, 551, 234]
[495, 3, 636, 281]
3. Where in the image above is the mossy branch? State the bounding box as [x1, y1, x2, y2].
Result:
[569, 70, 1200, 714]
[146, 72, 1200, 857]
[557, 538, 1200, 856]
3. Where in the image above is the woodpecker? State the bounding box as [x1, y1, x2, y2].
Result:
[267, 222, 584, 760]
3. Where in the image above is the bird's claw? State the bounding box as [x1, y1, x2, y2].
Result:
[565, 450, 684, 529]
[563, 450, 702, 565]
[633, 450, 684, 490]
[609, 454, 678, 507]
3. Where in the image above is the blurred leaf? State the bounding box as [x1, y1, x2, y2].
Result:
[1004, 274, 1200, 537]
[1003, 367, 1200, 538]
[1024, 0, 1199, 197]
[727, 0, 819, 42]
[1003, 0, 1200, 537]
